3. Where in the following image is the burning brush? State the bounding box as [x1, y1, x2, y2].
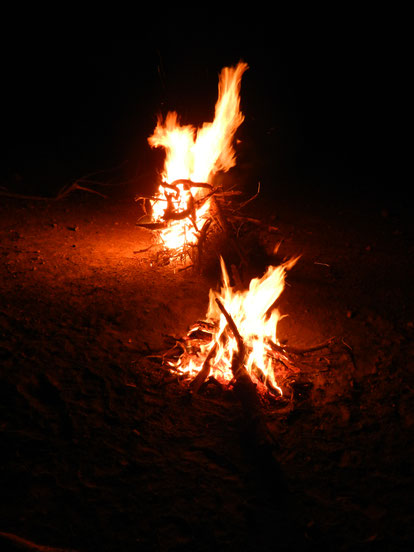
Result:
[154, 254, 318, 398]
[135, 62, 251, 267]
[151, 254, 339, 403]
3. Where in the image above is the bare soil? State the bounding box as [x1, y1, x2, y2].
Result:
[0, 183, 412, 551]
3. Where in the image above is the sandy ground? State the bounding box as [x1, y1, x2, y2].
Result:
[0, 182, 412, 551]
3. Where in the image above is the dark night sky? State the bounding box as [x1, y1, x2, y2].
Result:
[0, 18, 402, 205]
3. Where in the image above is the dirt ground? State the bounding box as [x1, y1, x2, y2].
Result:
[0, 179, 412, 551]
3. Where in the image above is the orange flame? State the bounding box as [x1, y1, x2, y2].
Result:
[179, 255, 299, 395]
[147, 62, 248, 250]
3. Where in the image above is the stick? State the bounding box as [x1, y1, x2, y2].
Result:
[0, 181, 108, 201]
[169, 179, 212, 190]
[190, 327, 227, 393]
[228, 215, 279, 232]
[190, 342, 218, 394]
[0, 531, 78, 551]
[133, 244, 160, 254]
[136, 222, 168, 230]
[341, 338, 358, 371]
[266, 337, 336, 356]
[215, 299, 245, 363]
[237, 181, 261, 210]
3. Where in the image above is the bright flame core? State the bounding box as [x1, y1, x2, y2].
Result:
[147, 62, 248, 250]
[178, 256, 299, 394]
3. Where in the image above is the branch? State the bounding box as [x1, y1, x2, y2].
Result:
[237, 181, 261, 210]
[215, 298, 245, 366]
[0, 531, 78, 551]
[0, 180, 108, 201]
[266, 337, 336, 356]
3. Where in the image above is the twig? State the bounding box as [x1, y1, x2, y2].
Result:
[341, 338, 358, 371]
[169, 179, 212, 190]
[191, 342, 218, 394]
[228, 214, 279, 232]
[58, 182, 108, 199]
[0, 161, 131, 201]
[133, 243, 160, 254]
[237, 181, 261, 210]
[136, 222, 168, 230]
[177, 264, 194, 272]
[266, 337, 336, 356]
[190, 327, 228, 393]
[0, 531, 78, 551]
[0, 181, 108, 201]
[215, 299, 245, 362]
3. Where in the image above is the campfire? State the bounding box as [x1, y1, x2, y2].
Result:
[136, 61, 249, 266]
[155, 256, 338, 401]
[164, 254, 300, 396]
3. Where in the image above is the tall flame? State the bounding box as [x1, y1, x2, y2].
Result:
[147, 62, 248, 250]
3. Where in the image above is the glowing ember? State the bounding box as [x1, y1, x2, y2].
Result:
[147, 62, 248, 252]
[171, 255, 299, 395]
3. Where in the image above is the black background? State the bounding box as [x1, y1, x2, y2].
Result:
[0, 15, 404, 208]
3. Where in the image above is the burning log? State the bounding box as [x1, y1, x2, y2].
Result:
[190, 335, 221, 394]
[215, 298, 245, 371]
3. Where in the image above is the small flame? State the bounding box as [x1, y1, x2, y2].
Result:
[179, 255, 299, 394]
[147, 62, 248, 250]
